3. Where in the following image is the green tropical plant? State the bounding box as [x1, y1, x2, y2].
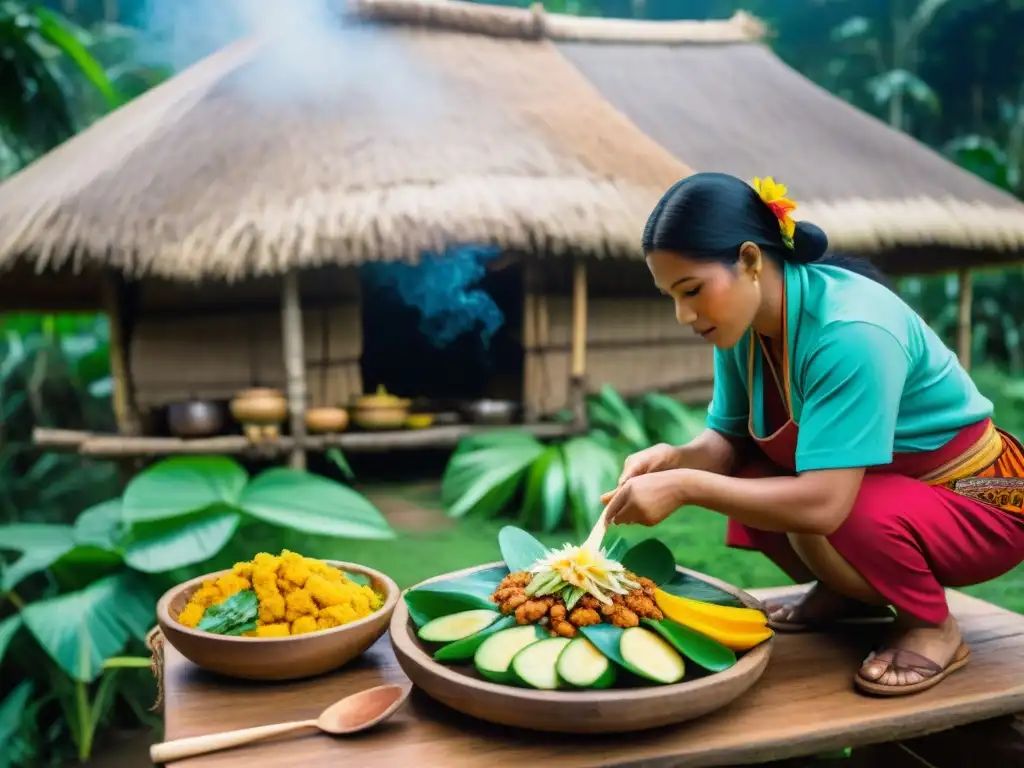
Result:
[0, 455, 395, 763]
[440, 387, 707, 536]
[0, 2, 120, 173]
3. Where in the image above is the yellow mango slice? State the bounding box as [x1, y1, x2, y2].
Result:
[655, 589, 774, 651]
[654, 589, 768, 628]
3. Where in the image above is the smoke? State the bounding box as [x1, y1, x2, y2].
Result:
[361, 246, 506, 350]
[137, 0, 437, 110]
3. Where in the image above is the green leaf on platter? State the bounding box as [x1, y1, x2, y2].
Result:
[20, 573, 156, 683]
[239, 468, 395, 539]
[642, 618, 736, 673]
[601, 531, 629, 562]
[122, 456, 247, 524]
[123, 507, 242, 574]
[519, 445, 568, 533]
[404, 589, 499, 628]
[561, 436, 620, 538]
[73, 499, 126, 550]
[498, 526, 548, 573]
[410, 565, 508, 602]
[578, 623, 629, 670]
[621, 538, 677, 585]
[660, 572, 746, 608]
[0, 523, 76, 591]
[197, 590, 259, 636]
[0, 616, 22, 668]
[0, 680, 34, 757]
[441, 436, 544, 519]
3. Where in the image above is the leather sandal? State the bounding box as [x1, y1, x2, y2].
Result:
[854, 643, 971, 697]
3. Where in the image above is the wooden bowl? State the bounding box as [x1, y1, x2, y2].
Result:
[391, 562, 774, 734]
[157, 561, 399, 681]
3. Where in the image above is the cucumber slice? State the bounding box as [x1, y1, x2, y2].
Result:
[433, 616, 516, 662]
[417, 609, 502, 643]
[511, 637, 572, 690]
[556, 637, 617, 689]
[473, 625, 545, 683]
[620, 626, 685, 684]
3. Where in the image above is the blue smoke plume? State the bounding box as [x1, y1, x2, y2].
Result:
[360, 245, 505, 349]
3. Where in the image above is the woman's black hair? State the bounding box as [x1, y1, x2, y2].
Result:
[642, 172, 889, 287]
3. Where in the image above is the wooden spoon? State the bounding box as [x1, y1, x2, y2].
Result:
[581, 504, 611, 552]
[149, 684, 409, 764]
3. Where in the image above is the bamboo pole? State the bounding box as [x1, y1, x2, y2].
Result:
[956, 268, 974, 372]
[569, 260, 589, 427]
[281, 272, 308, 469]
[100, 274, 140, 436]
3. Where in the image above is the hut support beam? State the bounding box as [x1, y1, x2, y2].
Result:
[568, 260, 589, 428]
[101, 274, 139, 436]
[281, 272, 308, 470]
[956, 268, 973, 372]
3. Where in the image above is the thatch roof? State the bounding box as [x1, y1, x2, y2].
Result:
[0, 0, 1021, 287]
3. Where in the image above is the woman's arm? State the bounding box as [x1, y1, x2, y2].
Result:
[683, 467, 864, 534]
[671, 429, 747, 475]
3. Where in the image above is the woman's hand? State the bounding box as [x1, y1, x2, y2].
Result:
[601, 469, 693, 528]
[612, 443, 682, 487]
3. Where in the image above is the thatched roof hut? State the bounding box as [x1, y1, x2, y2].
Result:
[7, 0, 1024, 466]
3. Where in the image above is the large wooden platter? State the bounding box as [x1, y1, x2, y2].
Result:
[389, 561, 774, 734]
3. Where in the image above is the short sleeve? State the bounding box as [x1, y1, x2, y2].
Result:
[706, 346, 749, 438]
[795, 322, 909, 472]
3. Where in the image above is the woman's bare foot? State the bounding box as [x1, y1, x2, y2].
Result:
[766, 582, 894, 631]
[856, 614, 967, 693]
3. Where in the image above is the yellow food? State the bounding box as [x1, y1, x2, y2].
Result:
[654, 588, 773, 651]
[177, 550, 383, 637]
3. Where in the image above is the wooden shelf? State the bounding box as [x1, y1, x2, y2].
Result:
[33, 422, 583, 459]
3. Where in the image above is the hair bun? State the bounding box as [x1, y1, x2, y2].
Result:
[791, 221, 828, 263]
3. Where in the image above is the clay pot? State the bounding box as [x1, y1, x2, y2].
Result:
[352, 385, 410, 431]
[229, 388, 288, 425]
[166, 399, 224, 438]
[305, 407, 350, 434]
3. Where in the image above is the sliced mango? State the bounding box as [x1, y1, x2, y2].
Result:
[654, 589, 773, 651]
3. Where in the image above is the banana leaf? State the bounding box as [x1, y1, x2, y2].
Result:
[519, 446, 568, 532]
[561, 436, 620, 539]
[441, 438, 544, 519]
[621, 538, 676, 585]
[660, 571, 747, 608]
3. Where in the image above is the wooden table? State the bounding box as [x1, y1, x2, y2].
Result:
[160, 586, 1024, 767]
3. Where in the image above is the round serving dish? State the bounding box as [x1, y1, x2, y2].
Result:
[157, 560, 399, 681]
[390, 562, 773, 734]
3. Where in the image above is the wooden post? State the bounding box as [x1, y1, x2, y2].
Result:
[281, 272, 308, 470]
[100, 274, 140, 436]
[568, 260, 589, 428]
[956, 268, 973, 372]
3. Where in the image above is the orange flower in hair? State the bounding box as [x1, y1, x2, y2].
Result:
[752, 177, 797, 249]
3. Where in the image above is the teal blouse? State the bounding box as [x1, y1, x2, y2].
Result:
[706, 261, 993, 472]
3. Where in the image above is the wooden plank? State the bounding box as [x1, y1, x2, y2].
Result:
[158, 587, 1024, 767]
[33, 422, 581, 458]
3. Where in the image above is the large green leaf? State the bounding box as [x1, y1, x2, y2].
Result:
[0, 680, 33, 760]
[412, 565, 509, 602]
[122, 456, 247, 523]
[123, 507, 242, 573]
[0, 615, 22, 667]
[20, 573, 155, 682]
[586, 386, 650, 452]
[73, 499, 125, 550]
[441, 438, 544, 519]
[498, 526, 548, 572]
[239, 468, 395, 539]
[636, 393, 706, 447]
[519, 445, 568, 532]
[622, 538, 677, 585]
[561, 437, 620, 538]
[0, 523, 75, 591]
[34, 6, 120, 108]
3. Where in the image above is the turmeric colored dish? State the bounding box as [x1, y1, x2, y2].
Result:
[177, 550, 384, 638]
